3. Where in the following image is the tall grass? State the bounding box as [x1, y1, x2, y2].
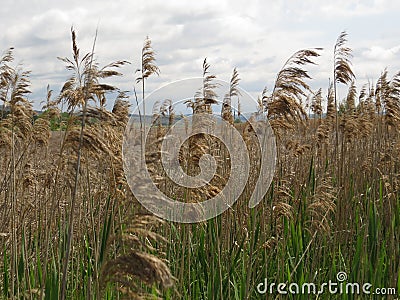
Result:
[158, 111, 400, 298]
[151, 32, 399, 299]
[0, 29, 399, 299]
[0, 30, 173, 299]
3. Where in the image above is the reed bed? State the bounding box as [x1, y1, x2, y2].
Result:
[0, 29, 399, 299]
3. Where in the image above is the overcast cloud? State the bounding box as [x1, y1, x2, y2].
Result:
[1, 0, 400, 113]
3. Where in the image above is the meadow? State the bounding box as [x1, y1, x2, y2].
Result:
[0, 29, 399, 299]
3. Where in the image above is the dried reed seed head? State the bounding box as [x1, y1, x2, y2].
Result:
[58, 30, 128, 111]
[112, 97, 130, 126]
[285, 140, 311, 156]
[33, 117, 51, 146]
[272, 201, 294, 220]
[103, 251, 174, 289]
[135, 36, 160, 87]
[65, 125, 117, 161]
[266, 48, 321, 125]
[0, 125, 13, 148]
[316, 122, 331, 146]
[326, 83, 335, 123]
[306, 177, 336, 233]
[263, 236, 278, 250]
[310, 88, 323, 116]
[334, 31, 355, 85]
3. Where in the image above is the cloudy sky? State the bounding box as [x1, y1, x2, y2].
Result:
[1, 0, 400, 113]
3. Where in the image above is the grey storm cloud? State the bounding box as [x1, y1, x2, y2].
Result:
[1, 0, 400, 111]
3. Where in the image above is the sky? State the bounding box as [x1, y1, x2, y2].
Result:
[1, 0, 400, 114]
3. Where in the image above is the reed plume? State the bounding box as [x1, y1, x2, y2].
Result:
[136, 36, 160, 122]
[222, 67, 240, 124]
[265, 48, 321, 128]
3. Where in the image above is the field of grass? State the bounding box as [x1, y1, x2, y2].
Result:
[1, 29, 400, 299]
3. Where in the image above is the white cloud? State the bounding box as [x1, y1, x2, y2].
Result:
[362, 45, 400, 60]
[291, 0, 400, 18]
